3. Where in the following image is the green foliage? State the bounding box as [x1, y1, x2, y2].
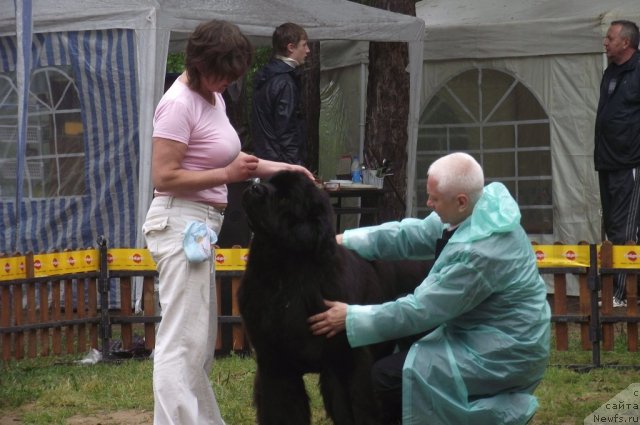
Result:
[166, 52, 185, 73]
[244, 45, 272, 104]
[250, 46, 273, 76]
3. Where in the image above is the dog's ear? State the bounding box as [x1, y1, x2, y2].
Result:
[281, 184, 336, 254]
[287, 218, 335, 256]
[304, 195, 336, 255]
[259, 170, 337, 254]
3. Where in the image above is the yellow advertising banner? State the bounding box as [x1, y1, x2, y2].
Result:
[107, 249, 157, 271]
[214, 248, 247, 271]
[10, 245, 640, 278]
[236, 248, 249, 269]
[1, 245, 638, 280]
[532, 245, 591, 268]
[610, 245, 640, 269]
[32, 249, 99, 277]
[0, 256, 27, 281]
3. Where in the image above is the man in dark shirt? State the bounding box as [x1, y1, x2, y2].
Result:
[251, 23, 310, 165]
[594, 20, 640, 307]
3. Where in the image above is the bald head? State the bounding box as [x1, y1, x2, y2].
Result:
[427, 152, 484, 205]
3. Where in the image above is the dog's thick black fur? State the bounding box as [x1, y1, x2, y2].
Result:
[238, 171, 430, 425]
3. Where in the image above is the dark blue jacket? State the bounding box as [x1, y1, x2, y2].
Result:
[251, 59, 307, 165]
[594, 51, 640, 171]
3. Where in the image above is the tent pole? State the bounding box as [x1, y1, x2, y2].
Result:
[359, 61, 366, 161]
[14, 0, 33, 253]
[406, 39, 424, 217]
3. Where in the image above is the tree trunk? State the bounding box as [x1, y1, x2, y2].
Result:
[222, 78, 248, 146]
[300, 41, 321, 174]
[364, 0, 415, 221]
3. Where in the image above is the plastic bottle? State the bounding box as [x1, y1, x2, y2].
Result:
[351, 156, 362, 183]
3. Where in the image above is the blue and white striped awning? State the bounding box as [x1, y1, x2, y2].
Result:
[0, 29, 139, 254]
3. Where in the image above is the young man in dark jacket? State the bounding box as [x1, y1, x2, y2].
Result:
[251, 23, 310, 165]
[594, 20, 640, 307]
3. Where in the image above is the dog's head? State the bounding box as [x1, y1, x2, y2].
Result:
[242, 171, 335, 254]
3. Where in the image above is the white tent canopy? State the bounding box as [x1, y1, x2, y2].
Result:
[316, 0, 640, 250]
[419, 0, 639, 59]
[0, 0, 424, 254]
[0, 0, 425, 41]
[414, 0, 640, 248]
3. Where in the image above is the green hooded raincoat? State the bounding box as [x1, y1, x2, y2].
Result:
[342, 182, 550, 425]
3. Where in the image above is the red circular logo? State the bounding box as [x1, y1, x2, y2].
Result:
[535, 250, 545, 261]
[215, 253, 225, 264]
[107, 253, 114, 264]
[133, 253, 142, 264]
[52, 258, 59, 268]
[68, 256, 75, 266]
[565, 250, 576, 261]
[34, 259, 42, 270]
[85, 255, 92, 265]
[4, 263, 10, 273]
[627, 251, 638, 261]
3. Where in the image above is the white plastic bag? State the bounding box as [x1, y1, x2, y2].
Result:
[183, 221, 218, 263]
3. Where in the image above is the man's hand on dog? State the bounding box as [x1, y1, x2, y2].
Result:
[308, 300, 348, 338]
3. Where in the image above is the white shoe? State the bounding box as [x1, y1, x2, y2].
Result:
[598, 297, 628, 307]
[613, 297, 627, 308]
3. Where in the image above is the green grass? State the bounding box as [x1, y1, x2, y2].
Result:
[0, 356, 153, 424]
[0, 353, 333, 425]
[1, 324, 639, 424]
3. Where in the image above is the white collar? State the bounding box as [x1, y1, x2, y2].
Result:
[275, 55, 299, 68]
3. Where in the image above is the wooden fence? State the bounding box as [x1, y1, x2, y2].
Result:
[0, 237, 248, 362]
[535, 241, 640, 367]
[1, 239, 639, 366]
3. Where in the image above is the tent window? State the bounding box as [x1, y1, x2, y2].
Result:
[0, 66, 84, 198]
[417, 68, 552, 235]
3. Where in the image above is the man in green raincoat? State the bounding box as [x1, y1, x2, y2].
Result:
[309, 152, 550, 425]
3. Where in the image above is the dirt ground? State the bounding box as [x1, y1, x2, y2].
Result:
[0, 409, 153, 425]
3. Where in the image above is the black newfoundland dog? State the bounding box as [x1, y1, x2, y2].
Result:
[238, 171, 430, 425]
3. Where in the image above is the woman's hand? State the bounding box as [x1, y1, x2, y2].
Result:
[252, 158, 315, 180]
[286, 164, 315, 181]
[308, 300, 348, 338]
[225, 152, 260, 182]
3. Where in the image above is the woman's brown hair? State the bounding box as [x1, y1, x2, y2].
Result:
[185, 20, 254, 92]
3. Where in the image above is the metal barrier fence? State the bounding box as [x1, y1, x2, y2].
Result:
[1, 239, 639, 365]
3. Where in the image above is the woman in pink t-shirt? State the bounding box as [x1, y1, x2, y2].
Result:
[142, 20, 312, 425]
